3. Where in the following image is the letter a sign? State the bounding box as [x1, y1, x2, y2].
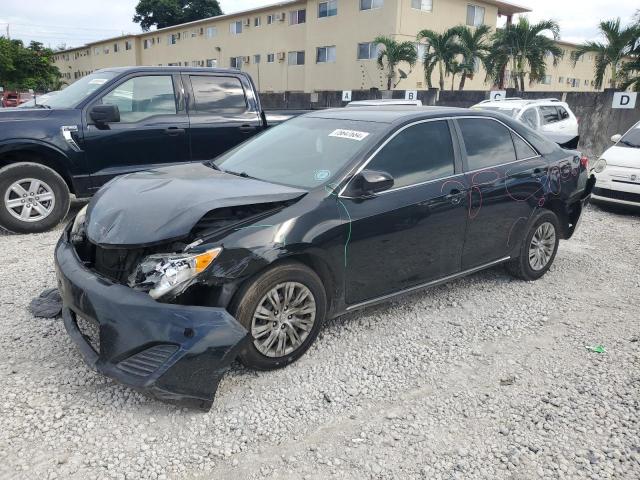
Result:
[612, 92, 637, 109]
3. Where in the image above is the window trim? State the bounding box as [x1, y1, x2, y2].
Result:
[338, 116, 540, 198]
[466, 4, 485, 27]
[187, 74, 249, 115]
[289, 8, 307, 25]
[359, 0, 383, 11]
[316, 45, 336, 63]
[410, 0, 433, 12]
[318, 0, 338, 18]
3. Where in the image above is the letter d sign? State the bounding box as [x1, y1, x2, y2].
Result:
[612, 92, 637, 109]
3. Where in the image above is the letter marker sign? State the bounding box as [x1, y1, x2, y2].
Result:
[612, 92, 637, 109]
[342, 90, 352, 102]
[405, 90, 418, 101]
[490, 90, 507, 101]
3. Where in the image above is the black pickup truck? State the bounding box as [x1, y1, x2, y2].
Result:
[0, 67, 295, 233]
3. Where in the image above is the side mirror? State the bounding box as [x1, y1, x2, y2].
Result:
[345, 170, 394, 198]
[89, 104, 120, 125]
[611, 134, 622, 143]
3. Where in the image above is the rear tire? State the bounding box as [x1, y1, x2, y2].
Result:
[0, 162, 70, 234]
[506, 211, 560, 281]
[230, 261, 327, 371]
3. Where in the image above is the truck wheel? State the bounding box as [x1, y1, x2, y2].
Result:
[230, 261, 327, 371]
[0, 162, 70, 234]
[506, 211, 560, 281]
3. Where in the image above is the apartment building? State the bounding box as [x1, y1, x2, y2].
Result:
[53, 0, 607, 93]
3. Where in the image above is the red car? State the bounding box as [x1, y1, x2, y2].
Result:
[1, 92, 32, 108]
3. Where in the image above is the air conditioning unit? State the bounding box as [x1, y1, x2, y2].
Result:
[243, 18, 251, 27]
[243, 56, 251, 64]
[279, 12, 286, 21]
[277, 52, 286, 61]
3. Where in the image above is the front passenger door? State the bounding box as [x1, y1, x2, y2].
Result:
[82, 74, 190, 190]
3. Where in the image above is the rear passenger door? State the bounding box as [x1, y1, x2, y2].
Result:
[455, 117, 543, 270]
[184, 74, 263, 161]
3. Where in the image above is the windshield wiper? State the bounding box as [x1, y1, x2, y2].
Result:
[33, 103, 51, 109]
[203, 160, 221, 171]
[620, 140, 639, 148]
[223, 169, 257, 180]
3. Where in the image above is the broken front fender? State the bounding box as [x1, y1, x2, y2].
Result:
[55, 233, 249, 410]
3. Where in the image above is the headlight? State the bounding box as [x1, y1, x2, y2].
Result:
[128, 247, 222, 299]
[593, 158, 607, 173]
[70, 205, 88, 244]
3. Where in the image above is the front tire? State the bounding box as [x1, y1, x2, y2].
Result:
[506, 211, 560, 281]
[0, 162, 70, 234]
[230, 261, 327, 370]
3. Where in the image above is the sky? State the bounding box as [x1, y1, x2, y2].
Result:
[0, 0, 638, 49]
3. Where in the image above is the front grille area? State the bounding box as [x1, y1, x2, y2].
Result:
[93, 247, 146, 284]
[116, 345, 179, 377]
[76, 315, 101, 353]
[593, 187, 640, 204]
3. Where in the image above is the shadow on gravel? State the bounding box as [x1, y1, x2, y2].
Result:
[590, 201, 640, 218]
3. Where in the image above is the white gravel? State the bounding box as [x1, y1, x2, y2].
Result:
[1, 202, 639, 480]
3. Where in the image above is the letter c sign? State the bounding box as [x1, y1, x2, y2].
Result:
[490, 90, 507, 101]
[612, 92, 637, 109]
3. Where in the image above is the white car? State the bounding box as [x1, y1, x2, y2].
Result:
[591, 122, 640, 207]
[471, 98, 580, 149]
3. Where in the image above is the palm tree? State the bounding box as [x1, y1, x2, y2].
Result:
[572, 18, 639, 89]
[485, 17, 563, 91]
[416, 28, 462, 91]
[451, 25, 492, 90]
[620, 36, 640, 91]
[373, 36, 417, 90]
[448, 60, 473, 91]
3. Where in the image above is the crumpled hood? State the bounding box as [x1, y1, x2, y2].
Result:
[86, 163, 306, 246]
[601, 145, 640, 169]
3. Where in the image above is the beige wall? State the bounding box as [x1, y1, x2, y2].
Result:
[53, 0, 607, 93]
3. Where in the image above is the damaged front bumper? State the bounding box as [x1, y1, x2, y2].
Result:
[54, 230, 249, 410]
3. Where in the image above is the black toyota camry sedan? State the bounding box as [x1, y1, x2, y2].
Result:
[55, 107, 595, 409]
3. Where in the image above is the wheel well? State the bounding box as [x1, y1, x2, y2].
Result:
[0, 149, 75, 194]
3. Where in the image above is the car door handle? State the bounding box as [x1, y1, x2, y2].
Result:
[239, 124, 258, 133]
[445, 189, 465, 205]
[164, 127, 186, 136]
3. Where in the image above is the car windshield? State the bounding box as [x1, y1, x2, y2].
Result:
[618, 126, 640, 149]
[213, 116, 386, 189]
[44, 72, 118, 109]
[474, 106, 520, 118]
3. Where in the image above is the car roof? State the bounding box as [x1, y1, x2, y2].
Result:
[95, 66, 248, 76]
[474, 98, 568, 109]
[304, 106, 492, 124]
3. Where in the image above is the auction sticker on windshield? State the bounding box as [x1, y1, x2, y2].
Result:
[329, 129, 370, 141]
[88, 78, 109, 85]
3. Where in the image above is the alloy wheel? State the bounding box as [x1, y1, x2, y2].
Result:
[251, 282, 317, 358]
[528, 222, 556, 271]
[4, 178, 56, 223]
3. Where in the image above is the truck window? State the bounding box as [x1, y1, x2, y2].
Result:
[100, 75, 177, 123]
[189, 76, 247, 114]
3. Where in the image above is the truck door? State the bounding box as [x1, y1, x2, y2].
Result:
[184, 74, 263, 162]
[81, 73, 190, 190]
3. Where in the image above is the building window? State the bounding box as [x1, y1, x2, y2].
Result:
[206, 59, 218, 67]
[360, 0, 383, 10]
[230, 21, 243, 34]
[541, 75, 552, 85]
[94, 47, 100, 55]
[255, 16, 262, 26]
[168, 34, 178, 45]
[267, 53, 275, 63]
[415, 43, 426, 62]
[125, 40, 132, 51]
[466, 5, 485, 26]
[230, 57, 243, 69]
[318, 0, 338, 17]
[290, 9, 306, 25]
[143, 39, 151, 49]
[411, 0, 432, 11]
[357, 42, 380, 60]
[206, 27, 217, 38]
[113, 43, 119, 53]
[103, 46, 110, 54]
[316, 46, 336, 63]
[288, 51, 305, 65]
[254, 54, 261, 64]
[558, 76, 564, 83]
[267, 14, 274, 24]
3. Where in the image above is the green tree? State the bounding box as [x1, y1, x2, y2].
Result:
[485, 17, 563, 91]
[451, 24, 492, 90]
[416, 28, 462, 91]
[133, 0, 223, 31]
[0, 38, 60, 91]
[373, 36, 418, 90]
[572, 18, 639, 89]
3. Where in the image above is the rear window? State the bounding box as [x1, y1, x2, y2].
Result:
[189, 76, 247, 114]
[540, 106, 560, 124]
[458, 118, 517, 170]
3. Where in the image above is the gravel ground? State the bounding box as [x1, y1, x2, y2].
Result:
[0, 202, 639, 480]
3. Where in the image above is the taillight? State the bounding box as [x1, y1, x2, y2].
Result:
[580, 155, 589, 170]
